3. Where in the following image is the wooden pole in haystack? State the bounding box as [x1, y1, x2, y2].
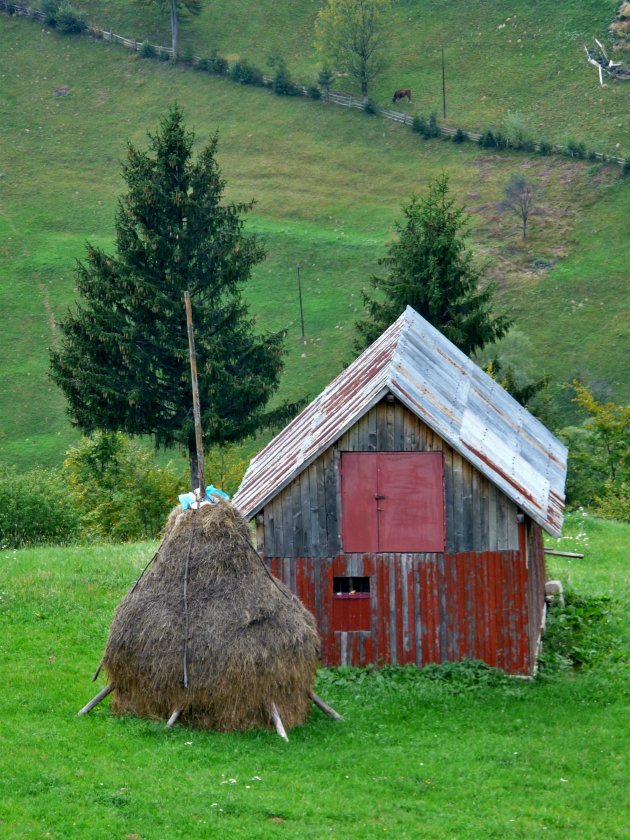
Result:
[184, 291, 205, 496]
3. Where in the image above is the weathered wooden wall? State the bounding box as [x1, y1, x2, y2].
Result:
[269, 542, 535, 675]
[262, 398, 520, 558]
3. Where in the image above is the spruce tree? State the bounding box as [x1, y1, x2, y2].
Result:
[50, 106, 296, 485]
[355, 174, 512, 355]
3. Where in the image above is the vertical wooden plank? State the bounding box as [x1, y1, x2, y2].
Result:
[452, 452, 465, 553]
[292, 478, 305, 557]
[493, 553, 505, 672]
[393, 402, 405, 450]
[307, 465, 320, 558]
[402, 554, 415, 665]
[356, 412, 370, 451]
[464, 552, 475, 659]
[437, 554, 447, 661]
[386, 401, 396, 451]
[395, 556, 405, 665]
[479, 475, 489, 551]
[324, 449, 341, 556]
[462, 459, 474, 551]
[376, 400, 388, 451]
[367, 405, 378, 452]
[496, 490, 508, 551]
[443, 444, 455, 554]
[414, 557, 423, 667]
[488, 482, 498, 551]
[316, 457, 328, 557]
[455, 553, 467, 662]
[380, 554, 391, 662]
[507, 501, 520, 550]
[299, 469, 312, 558]
[388, 555, 398, 664]
[471, 468, 481, 552]
[370, 554, 381, 661]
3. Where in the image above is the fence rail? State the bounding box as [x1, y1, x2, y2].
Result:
[1, 1, 627, 166]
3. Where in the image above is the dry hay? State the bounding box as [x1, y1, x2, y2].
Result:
[102, 500, 320, 731]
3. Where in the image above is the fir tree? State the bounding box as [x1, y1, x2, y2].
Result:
[50, 106, 297, 485]
[355, 174, 512, 354]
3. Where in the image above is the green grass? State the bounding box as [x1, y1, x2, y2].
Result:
[0, 516, 628, 838]
[73, 0, 630, 155]
[0, 13, 629, 471]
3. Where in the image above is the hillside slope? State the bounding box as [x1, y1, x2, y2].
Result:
[0, 15, 628, 470]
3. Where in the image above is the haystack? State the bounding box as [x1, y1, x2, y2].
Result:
[85, 500, 324, 733]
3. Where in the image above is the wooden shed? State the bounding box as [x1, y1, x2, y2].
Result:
[233, 307, 567, 676]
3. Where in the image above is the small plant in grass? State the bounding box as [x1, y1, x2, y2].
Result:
[270, 56, 302, 96]
[207, 49, 228, 75]
[621, 158, 630, 176]
[452, 127, 467, 143]
[41, 0, 59, 26]
[307, 84, 322, 99]
[158, 48, 171, 62]
[54, 2, 87, 33]
[230, 57, 264, 86]
[177, 45, 195, 64]
[363, 98, 379, 115]
[538, 139, 553, 155]
[566, 138, 587, 159]
[479, 129, 496, 148]
[139, 40, 156, 59]
[317, 63, 335, 98]
[412, 112, 439, 138]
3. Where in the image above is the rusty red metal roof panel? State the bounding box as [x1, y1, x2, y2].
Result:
[233, 307, 567, 536]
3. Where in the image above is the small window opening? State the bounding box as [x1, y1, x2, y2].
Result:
[334, 576, 370, 596]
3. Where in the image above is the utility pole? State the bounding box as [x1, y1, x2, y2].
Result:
[441, 45, 446, 120]
[296, 264, 305, 339]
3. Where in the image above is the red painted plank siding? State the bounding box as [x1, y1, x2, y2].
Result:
[266, 549, 537, 675]
[340, 453, 379, 552]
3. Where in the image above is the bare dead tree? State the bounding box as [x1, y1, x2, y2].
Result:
[502, 174, 536, 240]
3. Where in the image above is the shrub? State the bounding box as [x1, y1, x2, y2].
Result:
[363, 98, 379, 115]
[621, 158, 630, 177]
[207, 50, 229, 75]
[452, 127, 467, 143]
[272, 58, 302, 96]
[539, 590, 620, 672]
[479, 129, 496, 148]
[62, 432, 185, 542]
[538, 139, 553, 155]
[566, 138, 586, 159]
[195, 56, 211, 71]
[55, 2, 87, 33]
[317, 64, 335, 97]
[412, 113, 427, 135]
[158, 48, 171, 62]
[307, 84, 322, 100]
[412, 112, 439, 138]
[139, 40, 156, 59]
[0, 465, 80, 548]
[230, 57, 264, 86]
[177, 45, 195, 64]
[41, 0, 59, 26]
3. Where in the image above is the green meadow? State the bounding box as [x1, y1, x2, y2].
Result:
[0, 513, 627, 839]
[1, 11, 628, 470]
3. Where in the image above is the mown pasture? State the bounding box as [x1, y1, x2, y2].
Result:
[0, 513, 627, 838]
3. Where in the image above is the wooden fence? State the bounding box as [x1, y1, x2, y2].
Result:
[1, 0, 627, 165]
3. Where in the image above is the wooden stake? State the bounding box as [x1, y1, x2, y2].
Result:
[270, 702, 289, 742]
[91, 659, 103, 682]
[544, 549, 584, 559]
[166, 707, 183, 728]
[184, 291, 205, 495]
[78, 684, 114, 716]
[308, 690, 343, 721]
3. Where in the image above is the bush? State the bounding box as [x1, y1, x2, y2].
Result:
[230, 57, 264, 86]
[621, 158, 630, 177]
[539, 590, 620, 672]
[307, 84, 322, 100]
[207, 50, 228, 75]
[62, 432, 185, 542]
[317, 64, 334, 97]
[538, 139, 553, 155]
[412, 112, 439, 138]
[363, 98, 379, 115]
[54, 2, 87, 33]
[139, 40, 156, 59]
[452, 127, 467, 143]
[158, 48, 171, 62]
[271, 58, 302, 96]
[0, 465, 80, 548]
[566, 138, 586, 159]
[479, 129, 496, 148]
[177, 45, 195, 64]
[41, 0, 59, 26]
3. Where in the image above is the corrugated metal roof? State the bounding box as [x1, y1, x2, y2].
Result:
[233, 307, 567, 537]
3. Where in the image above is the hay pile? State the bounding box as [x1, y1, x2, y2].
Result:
[101, 500, 320, 731]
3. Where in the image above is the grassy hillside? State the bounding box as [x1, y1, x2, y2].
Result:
[0, 13, 629, 471]
[0, 515, 628, 838]
[74, 0, 630, 155]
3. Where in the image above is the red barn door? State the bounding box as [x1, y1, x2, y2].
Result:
[341, 452, 445, 552]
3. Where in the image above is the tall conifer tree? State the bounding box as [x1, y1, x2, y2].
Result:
[355, 174, 512, 355]
[50, 106, 296, 484]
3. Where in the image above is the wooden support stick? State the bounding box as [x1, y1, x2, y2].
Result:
[544, 549, 584, 559]
[166, 707, 183, 728]
[91, 660, 103, 682]
[270, 702, 289, 742]
[184, 290, 205, 495]
[78, 684, 114, 716]
[308, 690, 343, 721]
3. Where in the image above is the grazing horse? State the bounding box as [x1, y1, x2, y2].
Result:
[392, 88, 412, 104]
